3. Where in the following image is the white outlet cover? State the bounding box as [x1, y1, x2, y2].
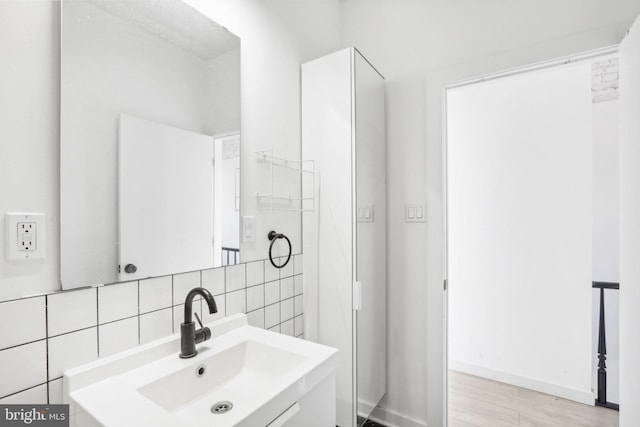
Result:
[5, 213, 46, 261]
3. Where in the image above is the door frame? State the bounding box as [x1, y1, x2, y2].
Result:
[440, 44, 619, 426]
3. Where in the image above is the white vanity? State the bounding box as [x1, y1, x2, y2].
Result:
[63, 314, 338, 427]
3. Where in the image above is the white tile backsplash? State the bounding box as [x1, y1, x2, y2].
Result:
[98, 317, 139, 358]
[265, 260, 279, 283]
[172, 271, 201, 304]
[47, 288, 97, 337]
[0, 255, 302, 403]
[265, 281, 280, 306]
[139, 276, 172, 314]
[281, 319, 294, 337]
[280, 277, 294, 300]
[226, 289, 246, 315]
[0, 341, 46, 398]
[48, 328, 98, 380]
[247, 308, 265, 328]
[0, 384, 47, 404]
[247, 285, 264, 312]
[139, 308, 172, 345]
[293, 254, 303, 275]
[0, 296, 46, 350]
[294, 274, 303, 296]
[294, 295, 303, 316]
[226, 264, 246, 292]
[48, 378, 64, 404]
[294, 315, 304, 337]
[268, 324, 280, 333]
[98, 281, 137, 324]
[202, 267, 225, 296]
[246, 260, 264, 287]
[279, 258, 294, 279]
[265, 303, 280, 329]
[280, 298, 294, 323]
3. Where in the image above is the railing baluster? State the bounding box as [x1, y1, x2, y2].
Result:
[592, 281, 619, 411]
[597, 287, 607, 406]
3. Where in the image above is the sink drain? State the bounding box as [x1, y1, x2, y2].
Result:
[211, 401, 233, 414]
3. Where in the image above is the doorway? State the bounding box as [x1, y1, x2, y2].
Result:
[444, 50, 620, 427]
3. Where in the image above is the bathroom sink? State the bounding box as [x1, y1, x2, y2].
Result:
[138, 340, 306, 423]
[63, 314, 338, 427]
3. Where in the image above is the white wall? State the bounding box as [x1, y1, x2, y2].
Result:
[593, 101, 620, 282]
[0, 0, 341, 300]
[447, 63, 594, 404]
[619, 15, 640, 426]
[0, 1, 60, 298]
[340, 1, 640, 424]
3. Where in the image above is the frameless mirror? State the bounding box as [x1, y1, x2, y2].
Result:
[60, 0, 241, 289]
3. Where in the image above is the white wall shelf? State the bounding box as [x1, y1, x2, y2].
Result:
[255, 149, 315, 212]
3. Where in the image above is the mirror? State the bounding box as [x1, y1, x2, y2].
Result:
[60, 0, 241, 288]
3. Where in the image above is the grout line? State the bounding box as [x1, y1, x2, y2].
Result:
[0, 382, 49, 401]
[45, 295, 49, 403]
[47, 324, 98, 340]
[0, 338, 48, 353]
[244, 263, 248, 315]
[137, 281, 141, 345]
[171, 275, 175, 334]
[96, 288, 100, 358]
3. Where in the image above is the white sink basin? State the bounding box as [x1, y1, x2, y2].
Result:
[63, 314, 338, 427]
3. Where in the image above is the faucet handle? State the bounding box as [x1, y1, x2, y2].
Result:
[194, 312, 204, 329]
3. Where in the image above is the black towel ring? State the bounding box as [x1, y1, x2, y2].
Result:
[268, 230, 292, 269]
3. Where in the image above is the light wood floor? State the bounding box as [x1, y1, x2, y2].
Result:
[448, 371, 619, 427]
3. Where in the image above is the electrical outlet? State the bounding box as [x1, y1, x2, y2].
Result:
[5, 213, 45, 261]
[17, 222, 36, 251]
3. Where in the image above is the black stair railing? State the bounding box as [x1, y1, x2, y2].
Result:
[592, 281, 619, 411]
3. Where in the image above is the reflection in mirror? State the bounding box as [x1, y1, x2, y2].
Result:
[60, 0, 241, 289]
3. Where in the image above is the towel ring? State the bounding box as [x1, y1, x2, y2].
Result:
[268, 230, 292, 269]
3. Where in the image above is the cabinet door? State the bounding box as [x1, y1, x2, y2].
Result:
[354, 50, 386, 420]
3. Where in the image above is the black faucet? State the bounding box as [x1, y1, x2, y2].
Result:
[179, 287, 218, 359]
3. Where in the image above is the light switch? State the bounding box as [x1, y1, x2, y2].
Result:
[406, 204, 426, 223]
[357, 205, 374, 223]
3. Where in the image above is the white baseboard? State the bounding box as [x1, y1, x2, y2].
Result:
[366, 405, 427, 427]
[449, 360, 595, 406]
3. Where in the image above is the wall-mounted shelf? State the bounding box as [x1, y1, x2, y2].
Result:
[255, 149, 315, 212]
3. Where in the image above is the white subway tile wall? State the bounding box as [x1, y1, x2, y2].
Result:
[0, 257, 303, 403]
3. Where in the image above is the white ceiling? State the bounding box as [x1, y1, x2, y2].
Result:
[88, 0, 240, 62]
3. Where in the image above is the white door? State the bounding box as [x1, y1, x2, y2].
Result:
[118, 114, 214, 281]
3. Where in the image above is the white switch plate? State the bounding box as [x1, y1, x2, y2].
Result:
[242, 216, 255, 242]
[405, 204, 426, 223]
[5, 213, 46, 261]
[357, 204, 374, 223]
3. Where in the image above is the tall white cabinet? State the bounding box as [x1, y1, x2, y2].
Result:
[302, 48, 386, 427]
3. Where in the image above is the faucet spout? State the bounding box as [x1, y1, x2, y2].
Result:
[180, 287, 218, 359]
[183, 287, 217, 325]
